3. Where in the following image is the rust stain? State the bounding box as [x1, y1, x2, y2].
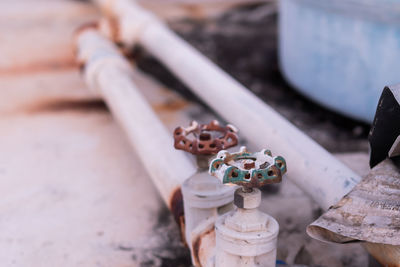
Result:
[173, 120, 238, 155]
[192, 227, 214, 267]
[0, 59, 78, 76]
[152, 98, 189, 113]
[26, 99, 109, 114]
[169, 187, 186, 245]
[73, 21, 100, 71]
[192, 232, 203, 267]
[364, 243, 400, 267]
[183, 4, 206, 19]
[107, 16, 121, 44]
[74, 21, 99, 36]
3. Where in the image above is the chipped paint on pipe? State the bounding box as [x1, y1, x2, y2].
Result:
[182, 172, 235, 266]
[170, 187, 186, 241]
[190, 217, 217, 267]
[75, 29, 197, 211]
[93, 0, 361, 210]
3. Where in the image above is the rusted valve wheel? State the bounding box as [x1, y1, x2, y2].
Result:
[209, 147, 287, 189]
[174, 120, 238, 155]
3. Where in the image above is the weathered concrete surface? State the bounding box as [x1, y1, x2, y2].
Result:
[0, 68, 200, 266]
[0, 111, 162, 265]
[0, 1, 98, 73]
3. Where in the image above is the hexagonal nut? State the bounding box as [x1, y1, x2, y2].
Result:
[234, 188, 261, 209]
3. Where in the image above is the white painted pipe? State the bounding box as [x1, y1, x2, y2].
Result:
[215, 188, 278, 267]
[182, 172, 235, 266]
[94, 0, 361, 210]
[75, 28, 197, 207]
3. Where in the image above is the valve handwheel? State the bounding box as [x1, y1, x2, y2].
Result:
[209, 146, 287, 188]
[174, 120, 238, 155]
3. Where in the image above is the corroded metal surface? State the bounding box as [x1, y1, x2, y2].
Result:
[173, 120, 238, 155]
[191, 222, 215, 267]
[307, 159, 400, 246]
[209, 146, 286, 188]
[169, 187, 186, 243]
[364, 242, 400, 267]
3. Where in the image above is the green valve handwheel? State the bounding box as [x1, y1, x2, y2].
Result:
[209, 146, 287, 188]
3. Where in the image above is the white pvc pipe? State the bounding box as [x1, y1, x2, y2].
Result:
[75, 28, 197, 205]
[182, 172, 234, 266]
[94, 0, 361, 210]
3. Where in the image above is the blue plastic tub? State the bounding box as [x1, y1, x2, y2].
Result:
[279, 0, 400, 122]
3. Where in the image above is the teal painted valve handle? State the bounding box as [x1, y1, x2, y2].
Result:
[209, 147, 287, 188]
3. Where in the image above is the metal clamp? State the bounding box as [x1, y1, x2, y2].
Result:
[173, 120, 238, 155]
[209, 147, 287, 189]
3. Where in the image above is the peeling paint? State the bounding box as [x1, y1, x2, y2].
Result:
[169, 187, 186, 244]
[192, 227, 214, 267]
[152, 98, 189, 113]
[0, 60, 78, 76]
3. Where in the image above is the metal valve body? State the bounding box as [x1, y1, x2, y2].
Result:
[174, 120, 240, 266]
[214, 188, 279, 267]
[174, 120, 238, 155]
[209, 147, 287, 189]
[209, 146, 286, 267]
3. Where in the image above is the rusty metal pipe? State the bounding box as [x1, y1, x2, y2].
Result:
[75, 28, 197, 220]
[93, 0, 361, 210]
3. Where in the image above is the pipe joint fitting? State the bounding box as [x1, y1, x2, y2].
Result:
[76, 29, 132, 92]
[215, 213, 279, 257]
